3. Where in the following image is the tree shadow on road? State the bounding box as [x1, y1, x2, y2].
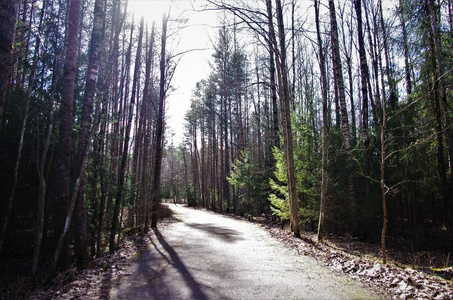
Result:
[109, 229, 207, 299]
[184, 222, 243, 243]
[149, 228, 208, 299]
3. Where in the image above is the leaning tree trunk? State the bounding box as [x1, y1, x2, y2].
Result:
[151, 13, 169, 228]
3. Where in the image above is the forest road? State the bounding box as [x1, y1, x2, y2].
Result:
[109, 204, 384, 300]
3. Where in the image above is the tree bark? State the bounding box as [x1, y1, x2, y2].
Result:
[379, 2, 397, 109]
[139, 23, 155, 228]
[32, 0, 62, 274]
[314, 0, 329, 242]
[354, 0, 371, 201]
[52, 0, 82, 270]
[328, 0, 356, 227]
[428, 0, 453, 251]
[33, 53, 61, 276]
[97, 0, 124, 255]
[381, 92, 388, 265]
[151, 13, 169, 228]
[399, 0, 412, 98]
[74, 0, 105, 268]
[273, 0, 299, 236]
[340, 3, 356, 139]
[110, 17, 143, 251]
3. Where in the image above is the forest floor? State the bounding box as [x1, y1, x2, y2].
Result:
[0, 204, 451, 299]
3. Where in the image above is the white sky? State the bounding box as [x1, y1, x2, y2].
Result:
[128, 0, 220, 145]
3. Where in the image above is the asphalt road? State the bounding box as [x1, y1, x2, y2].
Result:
[109, 204, 384, 299]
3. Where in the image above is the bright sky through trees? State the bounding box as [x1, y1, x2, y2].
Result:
[128, 0, 220, 144]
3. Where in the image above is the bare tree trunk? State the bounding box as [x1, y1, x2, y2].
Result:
[73, 0, 105, 268]
[346, 58, 356, 139]
[328, 0, 356, 227]
[314, 0, 329, 242]
[428, 0, 453, 251]
[0, 0, 45, 256]
[269, 40, 280, 148]
[192, 121, 200, 206]
[0, 87, 28, 255]
[224, 104, 230, 211]
[14, 0, 27, 91]
[33, 5, 63, 274]
[379, 2, 397, 109]
[381, 94, 388, 265]
[211, 107, 217, 211]
[425, 6, 448, 257]
[138, 24, 155, 228]
[95, 0, 125, 255]
[110, 17, 143, 251]
[151, 13, 169, 228]
[0, 0, 19, 129]
[354, 0, 371, 201]
[89, 103, 101, 257]
[339, 3, 356, 139]
[399, 0, 412, 98]
[200, 117, 206, 207]
[95, 75, 111, 256]
[272, 0, 299, 236]
[363, 0, 381, 126]
[52, 0, 82, 271]
[220, 96, 224, 212]
[52, 142, 91, 273]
